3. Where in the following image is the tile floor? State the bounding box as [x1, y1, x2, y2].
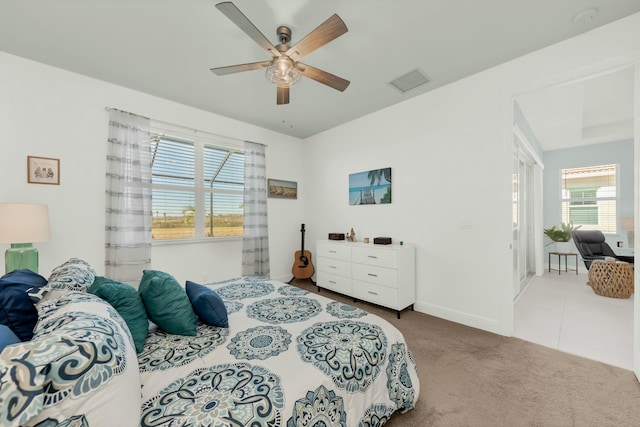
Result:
[514, 270, 634, 370]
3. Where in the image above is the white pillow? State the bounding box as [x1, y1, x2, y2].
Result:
[30, 258, 96, 304]
[1, 292, 141, 427]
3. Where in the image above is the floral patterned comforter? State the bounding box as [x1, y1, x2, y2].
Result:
[138, 277, 420, 426]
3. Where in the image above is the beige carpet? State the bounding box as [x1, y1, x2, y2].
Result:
[291, 279, 640, 427]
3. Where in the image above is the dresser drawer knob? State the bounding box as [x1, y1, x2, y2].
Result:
[368, 273, 378, 277]
[367, 255, 378, 259]
[368, 291, 378, 295]
[329, 265, 337, 269]
[329, 250, 337, 253]
[329, 280, 337, 284]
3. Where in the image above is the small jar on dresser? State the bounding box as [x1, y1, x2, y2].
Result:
[315, 240, 415, 318]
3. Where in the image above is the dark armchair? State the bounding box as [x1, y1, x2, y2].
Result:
[572, 229, 634, 269]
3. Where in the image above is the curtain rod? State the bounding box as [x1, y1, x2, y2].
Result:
[105, 107, 266, 147]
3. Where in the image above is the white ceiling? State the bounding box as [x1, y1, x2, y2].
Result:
[1, 0, 639, 141]
[517, 67, 635, 152]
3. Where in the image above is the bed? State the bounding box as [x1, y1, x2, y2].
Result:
[0, 262, 419, 427]
[138, 276, 420, 426]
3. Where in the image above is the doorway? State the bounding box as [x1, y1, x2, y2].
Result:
[512, 65, 637, 372]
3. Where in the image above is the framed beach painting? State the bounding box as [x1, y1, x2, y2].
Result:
[349, 167, 391, 205]
[27, 156, 60, 185]
[268, 178, 297, 199]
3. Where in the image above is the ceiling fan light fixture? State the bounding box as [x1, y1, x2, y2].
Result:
[265, 56, 301, 87]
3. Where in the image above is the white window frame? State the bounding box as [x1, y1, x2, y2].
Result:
[560, 164, 618, 233]
[150, 125, 244, 244]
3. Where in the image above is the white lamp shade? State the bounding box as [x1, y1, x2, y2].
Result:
[621, 217, 634, 232]
[0, 203, 51, 244]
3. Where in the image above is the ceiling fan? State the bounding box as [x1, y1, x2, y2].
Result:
[210, 2, 350, 105]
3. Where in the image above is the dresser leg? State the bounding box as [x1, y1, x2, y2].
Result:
[397, 310, 401, 319]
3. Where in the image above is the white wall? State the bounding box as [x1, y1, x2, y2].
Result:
[304, 13, 640, 336]
[1, 13, 639, 337]
[0, 52, 305, 284]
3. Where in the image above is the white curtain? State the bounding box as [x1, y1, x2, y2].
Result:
[242, 141, 270, 276]
[105, 109, 152, 285]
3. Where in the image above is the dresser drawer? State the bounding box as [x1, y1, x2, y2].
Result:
[317, 257, 351, 277]
[352, 247, 397, 268]
[316, 242, 351, 261]
[317, 271, 352, 294]
[352, 280, 399, 308]
[352, 263, 398, 288]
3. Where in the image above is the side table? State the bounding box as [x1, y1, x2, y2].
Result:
[548, 252, 578, 275]
[588, 260, 634, 298]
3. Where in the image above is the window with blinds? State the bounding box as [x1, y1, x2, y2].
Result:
[150, 133, 244, 240]
[561, 164, 617, 233]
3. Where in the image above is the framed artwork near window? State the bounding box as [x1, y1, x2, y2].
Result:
[27, 156, 60, 185]
[268, 179, 297, 199]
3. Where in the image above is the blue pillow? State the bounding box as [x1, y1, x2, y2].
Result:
[0, 269, 47, 341]
[0, 324, 20, 352]
[186, 281, 229, 328]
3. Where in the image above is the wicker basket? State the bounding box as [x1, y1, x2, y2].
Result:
[588, 260, 634, 299]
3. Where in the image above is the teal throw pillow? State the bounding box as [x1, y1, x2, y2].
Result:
[186, 281, 229, 328]
[138, 270, 197, 336]
[88, 276, 149, 353]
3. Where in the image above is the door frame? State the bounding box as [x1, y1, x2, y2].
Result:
[512, 128, 544, 301]
[507, 57, 639, 380]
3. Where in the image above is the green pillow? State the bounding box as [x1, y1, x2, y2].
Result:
[138, 270, 197, 336]
[89, 276, 149, 353]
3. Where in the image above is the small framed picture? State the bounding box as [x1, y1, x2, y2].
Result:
[28, 156, 60, 185]
[268, 179, 297, 199]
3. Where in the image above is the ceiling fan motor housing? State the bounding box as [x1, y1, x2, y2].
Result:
[276, 26, 292, 44]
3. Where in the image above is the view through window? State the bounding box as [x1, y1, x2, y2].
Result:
[150, 133, 244, 240]
[561, 164, 617, 233]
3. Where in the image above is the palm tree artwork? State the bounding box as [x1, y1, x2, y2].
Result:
[349, 167, 392, 205]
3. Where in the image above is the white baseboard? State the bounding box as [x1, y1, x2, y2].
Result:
[413, 301, 507, 336]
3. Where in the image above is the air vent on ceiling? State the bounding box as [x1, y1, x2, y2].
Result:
[389, 69, 430, 93]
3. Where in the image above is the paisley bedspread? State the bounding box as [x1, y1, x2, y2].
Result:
[138, 277, 420, 426]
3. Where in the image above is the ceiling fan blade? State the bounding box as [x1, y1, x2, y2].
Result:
[285, 14, 348, 62]
[211, 60, 272, 76]
[277, 86, 290, 105]
[215, 2, 281, 58]
[296, 63, 350, 92]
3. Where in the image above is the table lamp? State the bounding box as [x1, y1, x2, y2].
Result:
[0, 203, 50, 274]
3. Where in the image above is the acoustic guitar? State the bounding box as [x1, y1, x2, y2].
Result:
[289, 223, 315, 283]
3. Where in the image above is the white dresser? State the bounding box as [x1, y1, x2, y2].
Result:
[315, 240, 415, 318]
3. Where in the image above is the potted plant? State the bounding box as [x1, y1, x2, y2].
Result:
[544, 222, 580, 252]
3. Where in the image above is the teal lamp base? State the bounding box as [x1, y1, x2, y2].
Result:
[5, 243, 39, 274]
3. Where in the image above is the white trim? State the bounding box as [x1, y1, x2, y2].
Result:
[414, 301, 504, 335]
[633, 61, 640, 381]
[513, 124, 544, 169]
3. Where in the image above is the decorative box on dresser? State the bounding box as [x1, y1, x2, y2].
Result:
[316, 240, 416, 318]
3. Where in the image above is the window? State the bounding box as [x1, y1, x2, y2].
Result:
[150, 132, 244, 240]
[561, 164, 617, 233]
